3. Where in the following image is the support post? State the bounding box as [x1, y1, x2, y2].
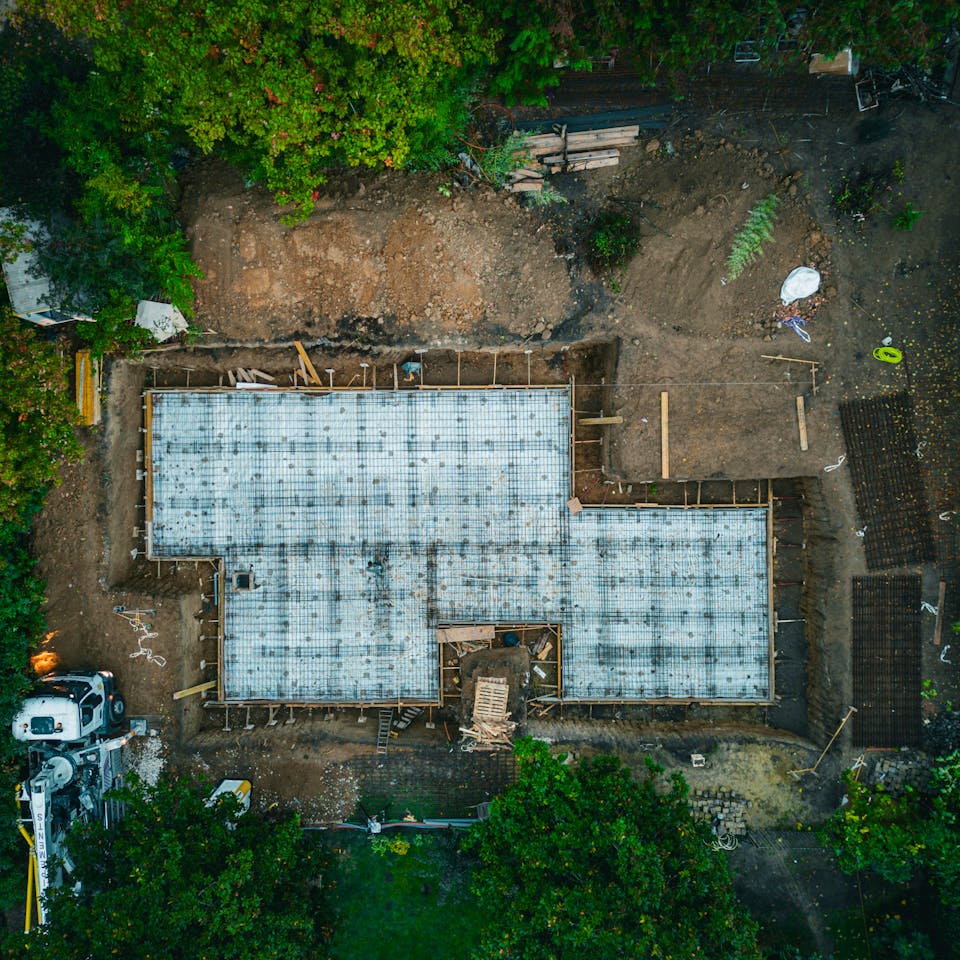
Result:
[660, 391, 670, 479]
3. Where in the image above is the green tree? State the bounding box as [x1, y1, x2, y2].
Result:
[19, 0, 497, 220]
[2, 773, 332, 958]
[821, 753, 960, 953]
[463, 738, 761, 959]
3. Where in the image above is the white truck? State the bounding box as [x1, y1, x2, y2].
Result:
[13, 670, 130, 931]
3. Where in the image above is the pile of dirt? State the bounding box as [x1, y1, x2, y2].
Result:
[612, 131, 831, 338]
[182, 163, 575, 343]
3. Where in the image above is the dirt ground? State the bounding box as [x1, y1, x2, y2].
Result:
[29, 72, 960, 954]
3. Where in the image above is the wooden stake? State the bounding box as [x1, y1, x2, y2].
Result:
[492, 351, 498, 386]
[934, 580, 947, 646]
[660, 392, 670, 479]
[761, 354, 820, 365]
[789, 706, 857, 776]
[393, 363, 399, 390]
[796, 396, 809, 451]
[293, 341, 322, 385]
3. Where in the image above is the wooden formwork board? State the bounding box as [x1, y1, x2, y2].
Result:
[75, 350, 101, 425]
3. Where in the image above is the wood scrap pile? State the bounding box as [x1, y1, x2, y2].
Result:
[460, 676, 517, 749]
[507, 125, 641, 193]
[227, 367, 276, 388]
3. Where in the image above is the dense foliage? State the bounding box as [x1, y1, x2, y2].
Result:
[821, 752, 960, 953]
[0, 310, 81, 522]
[19, 0, 496, 221]
[823, 753, 960, 901]
[464, 738, 761, 959]
[2, 774, 331, 958]
[485, 0, 959, 103]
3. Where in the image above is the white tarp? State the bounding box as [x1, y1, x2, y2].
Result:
[780, 266, 821, 304]
[135, 300, 187, 342]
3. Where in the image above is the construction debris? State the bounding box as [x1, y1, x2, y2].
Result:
[460, 676, 517, 749]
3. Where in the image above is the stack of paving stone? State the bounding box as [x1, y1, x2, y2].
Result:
[689, 788, 750, 838]
[869, 752, 933, 796]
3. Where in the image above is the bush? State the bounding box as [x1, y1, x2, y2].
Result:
[587, 211, 641, 272]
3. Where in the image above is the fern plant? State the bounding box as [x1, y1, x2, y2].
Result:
[725, 194, 779, 280]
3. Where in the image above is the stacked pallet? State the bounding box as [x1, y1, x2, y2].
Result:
[460, 676, 517, 749]
[506, 125, 641, 191]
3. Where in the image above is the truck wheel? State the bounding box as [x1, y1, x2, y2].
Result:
[110, 694, 126, 723]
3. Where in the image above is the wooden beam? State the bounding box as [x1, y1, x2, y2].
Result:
[934, 579, 947, 646]
[761, 354, 820, 366]
[796, 396, 809, 451]
[173, 680, 217, 701]
[578, 415, 623, 426]
[249, 368, 275, 382]
[660, 391, 670, 479]
[293, 341, 321, 385]
[437, 625, 496, 644]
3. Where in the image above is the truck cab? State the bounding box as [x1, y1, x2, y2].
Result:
[12, 671, 125, 744]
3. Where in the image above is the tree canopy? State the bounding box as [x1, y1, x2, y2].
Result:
[822, 750, 960, 915]
[463, 738, 760, 960]
[2, 774, 331, 959]
[19, 0, 496, 220]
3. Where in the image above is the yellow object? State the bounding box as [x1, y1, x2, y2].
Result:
[75, 350, 102, 425]
[18, 817, 40, 933]
[873, 346, 903, 364]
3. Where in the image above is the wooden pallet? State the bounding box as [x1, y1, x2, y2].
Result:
[474, 676, 509, 722]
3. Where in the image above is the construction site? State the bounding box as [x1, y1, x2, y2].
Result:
[28, 69, 960, 953]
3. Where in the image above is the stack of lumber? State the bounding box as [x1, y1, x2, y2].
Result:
[506, 125, 641, 191]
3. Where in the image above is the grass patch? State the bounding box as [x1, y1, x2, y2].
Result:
[328, 832, 486, 960]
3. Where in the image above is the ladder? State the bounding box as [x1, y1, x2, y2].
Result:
[376, 709, 393, 755]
